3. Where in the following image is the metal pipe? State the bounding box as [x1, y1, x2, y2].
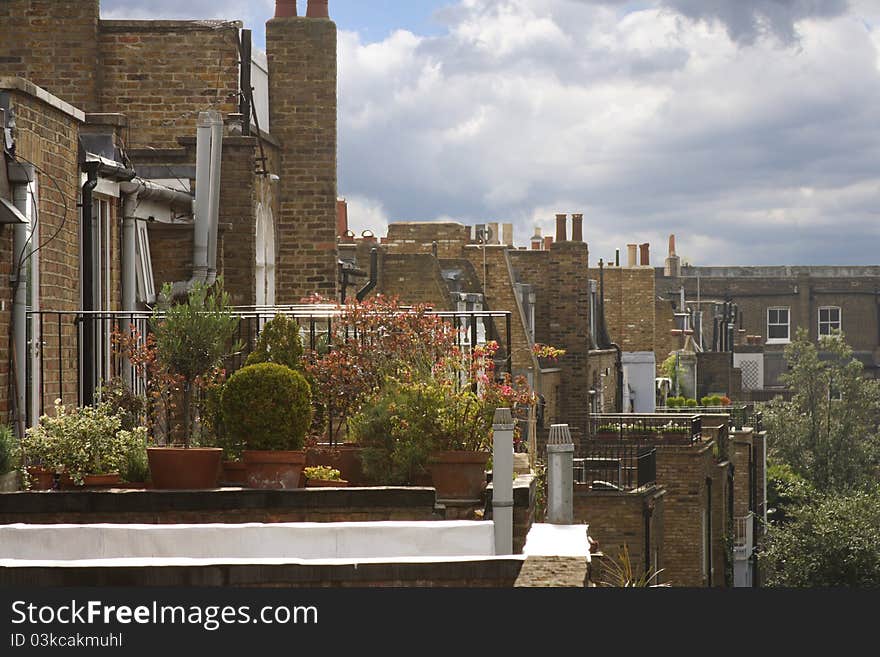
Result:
[121, 189, 138, 385]
[81, 161, 100, 407]
[356, 248, 378, 301]
[11, 173, 31, 435]
[206, 111, 224, 285]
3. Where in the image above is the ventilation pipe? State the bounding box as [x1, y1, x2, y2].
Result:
[205, 111, 224, 285]
[275, 0, 297, 17]
[9, 162, 33, 436]
[306, 0, 329, 18]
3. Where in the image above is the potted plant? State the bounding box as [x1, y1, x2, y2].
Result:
[221, 362, 312, 489]
[146, 280, 239, 489]
[0, 425, 20, 491]
[303, 466, 347, 488]
[21, 401, 146, 489]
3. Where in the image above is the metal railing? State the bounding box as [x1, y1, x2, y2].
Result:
[25, 306, 513, 428]
[588, 413, 703, 444]
[574, 442, 657, 491]
[656, 404, 755, 430]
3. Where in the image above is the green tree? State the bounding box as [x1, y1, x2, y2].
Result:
[760, 487, 880, 587]
[763, 329, 880, 492]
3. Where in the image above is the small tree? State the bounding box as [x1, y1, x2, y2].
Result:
[763, 329, 880, 492]
[150, 279, 239, 446]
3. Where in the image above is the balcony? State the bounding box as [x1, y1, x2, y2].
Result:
[588, 413, 703, 445]
[574, 442, 657, 492]
[656, 403, 757, 431]
[734, 512, 755, 559]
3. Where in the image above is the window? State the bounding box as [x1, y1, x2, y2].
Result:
[818, 306, 841, 337]
[767, 307, 790, 343]
[135, 221, 156, 304]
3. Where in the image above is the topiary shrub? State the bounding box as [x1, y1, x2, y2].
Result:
[685, 398, 698, 408]
[221, 363, 312, 452]
[246, 315, 304, 371]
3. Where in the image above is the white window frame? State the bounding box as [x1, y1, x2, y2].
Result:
[135, 221, 156, 304]
[818, 306, 841, 338]
[766, 307, 790, 344]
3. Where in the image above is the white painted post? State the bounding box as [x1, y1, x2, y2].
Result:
[492, 408, 515, 555]
[547, 424, 574, 524]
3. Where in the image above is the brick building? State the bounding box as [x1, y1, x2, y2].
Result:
[0, 0, 340, 428]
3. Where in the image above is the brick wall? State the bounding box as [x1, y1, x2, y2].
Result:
[508, 250, 552, 344]
[216, 140, 258, 306]
[574, 485, 666, 584]
[590, 265, 655, 353]
[587, 349, 620, 416]
[384, 222, 471, 258]
[376, 253, 451, 309]
[5, 84, 83, 415]
[267, 16, 338, 302]
[149, 225, 192, 288]
[655, 296, 680, 371]
[98, 21, 240, 149]
[0, 1, 100, 112]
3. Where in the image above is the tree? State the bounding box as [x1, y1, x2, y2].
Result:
[763, 329, 880, 492]
[760, 487, 880, 587]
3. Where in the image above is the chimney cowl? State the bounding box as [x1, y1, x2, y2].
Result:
[555, 213, 567, 243]
[571, 213, 584, 242]
[274, 0, 297, 17]
[306, 0, 330, 18]
[639, 243, 650, 266]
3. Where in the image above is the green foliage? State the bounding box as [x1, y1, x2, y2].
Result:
[0, 425, 18, 474]
[766, 462, 816, 524]
[21, 402, 148, 486]
[303, 466, 341, 481]
[221, 363, 312, 452]
[763, 329, 880, 492]
[97, 378, 147, 431]
[666, 396, 685, 408]
[760, 486, 880, 587]
[245, 315, 304, 371]
[151, 279, 240, 446]
[701, 395, 724, 407]
[599, 544, 669, 587]
[660, 354, 678, 389]
[684, 398, 698, 408]
[120, 438, 150, 483]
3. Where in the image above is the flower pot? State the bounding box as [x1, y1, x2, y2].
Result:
[243, 450, 305, 489]
[147, 447, 222, 489]
[305, 444, 365, 485]
[427, 450, 490, 501]
[221, 460, 247, 486]
[82, 473, 123, 489]
[305, 478, 349, 488]
[26, 467, 55, 490]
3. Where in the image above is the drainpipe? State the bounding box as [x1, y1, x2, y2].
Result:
[492, 408, 515, 554]
[120, 188, 138, 385]
[10, 164, 33, 436]
[171, 111, 213, 297]
[81, 161, 100, 407]
[356, 248, 378, 301]
[205, 111, 223, 286]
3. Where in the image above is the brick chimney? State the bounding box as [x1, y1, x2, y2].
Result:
[530, 226, 542, 250]
[571, 213, 583, 242]
[555, 213, 567, 243]
[543, 236, 554, 251]
[336, 198, 348, 238]
[664, 233, 681, 277]
[275, 0, 297, 17]
[639, 243, 650, 266]
[306, 0, 330, 18]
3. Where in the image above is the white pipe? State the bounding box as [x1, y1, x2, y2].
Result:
[492, 408, 515, 555]
[205, 111, 223, 285]
[12, 182, 29, 437]
[121, 191, 138, 313]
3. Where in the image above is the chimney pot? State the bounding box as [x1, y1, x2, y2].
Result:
[627, 244, 637, 268]
[571, 213, 584, 242]
[306, 0, 329, 18]
[669, 234, 676, 256]
[274, 0, 297, 17]
[543, 236, 554, 251]
[555, 213, 567, 243]
[639, 243, 650, 266]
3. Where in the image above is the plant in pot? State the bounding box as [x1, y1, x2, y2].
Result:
[21, 401, 146, 488]
[220, 362, 312, 489]
[146, 279, 239, 489]
[303, 465, 347, 488]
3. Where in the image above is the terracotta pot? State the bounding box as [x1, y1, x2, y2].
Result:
[82, 473, 123, 489]
[26, 467, 58, 490]
[147, 447, 222, 489]
[305, 478, 349, 488]
[243, 450, 305, 489]
[305, 444, 365, 485]
[221, 460, 247, 486]
[427, 450, 490, 501]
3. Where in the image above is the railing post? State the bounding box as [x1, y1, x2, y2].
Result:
[492, 407, 515, 555]
[547, 423, 574, 524]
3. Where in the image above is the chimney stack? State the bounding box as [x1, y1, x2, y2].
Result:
[275, 0, 297, 17]
[665, 234, 681, 277]
[544, 236, 554, 251]
[306, 0, 330, 18]
[555, 213, 567, 243]
[627, 243, 637, 268]
[668, 234, 676, 257]
[571, 213, 583, 242]
[639, 243, 650, 266]
[530, 226, 542, 250]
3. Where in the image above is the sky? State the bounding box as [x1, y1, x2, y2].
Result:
[101, 0, 880, 266]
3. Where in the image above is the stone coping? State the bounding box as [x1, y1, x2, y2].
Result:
[0, 77, 85, 122]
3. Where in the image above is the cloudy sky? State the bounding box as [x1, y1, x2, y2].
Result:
[102, 0, 880, 266]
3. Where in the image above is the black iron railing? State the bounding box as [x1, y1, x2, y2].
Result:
[588, 413, 703, 444]
[25, 306, 513, 428]
[574, 442, 657, 491]
[656, 404, 755, 430]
